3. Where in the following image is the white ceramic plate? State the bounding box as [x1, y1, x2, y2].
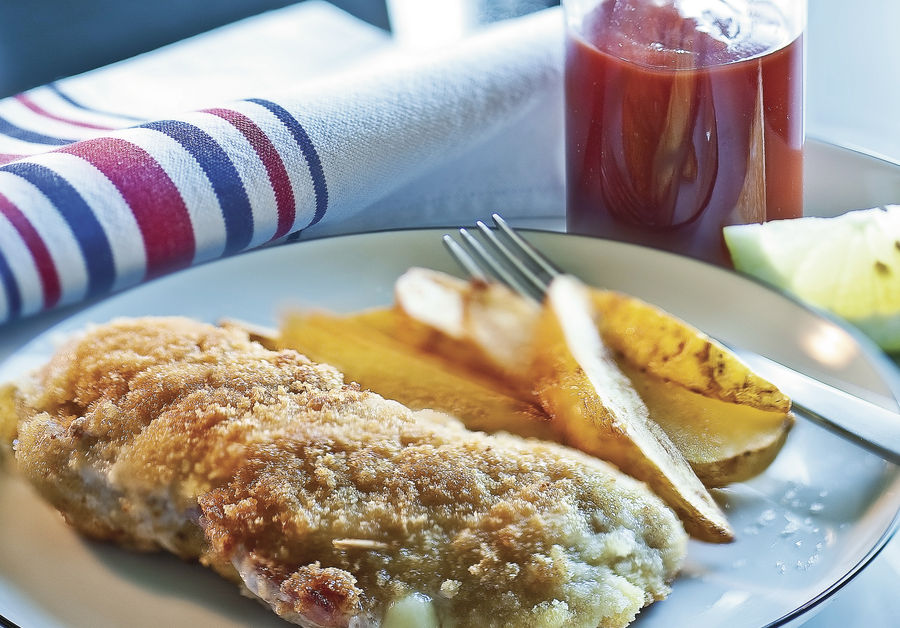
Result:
[1, 223, 899, 628]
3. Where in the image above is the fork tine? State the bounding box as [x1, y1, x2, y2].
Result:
[457, 227, 543, 301]
[442, 234, 487, 281]
[491, 214, 561, 281]
[475, 220, 551, 297]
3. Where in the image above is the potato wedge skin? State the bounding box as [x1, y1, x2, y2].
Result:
[619, 362, 794, 487]
[592, 290, 791, 413]
[279, 310, 555, 440]
[532, 276, 733, 543]
[691, 429, 791, 487]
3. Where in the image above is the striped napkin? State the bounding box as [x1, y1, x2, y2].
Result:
[0, 2, 564, 325]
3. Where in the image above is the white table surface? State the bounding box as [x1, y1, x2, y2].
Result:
[0, 1, 899, 626]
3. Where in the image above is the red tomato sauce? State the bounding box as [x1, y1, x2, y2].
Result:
[565, 0, 804, 265]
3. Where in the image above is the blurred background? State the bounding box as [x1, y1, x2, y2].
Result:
[0, 0, 898, 162]
[0, 1, 388, 96]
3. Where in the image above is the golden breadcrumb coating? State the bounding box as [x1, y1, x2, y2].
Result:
[5, 317, 686, 627]
[12, 317, 343, 557]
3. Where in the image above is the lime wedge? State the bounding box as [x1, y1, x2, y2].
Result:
[723, 205, 900, 352]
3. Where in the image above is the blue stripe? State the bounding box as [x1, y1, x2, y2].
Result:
[247, 98, 328, 228]
[0, 115, 76, 146]
[0, 162, 115, 296]
[141, 120, 253, 255]
[47, 83, 145, 123]
[0, 247, 21, 320]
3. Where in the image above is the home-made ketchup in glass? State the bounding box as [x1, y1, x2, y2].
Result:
[565, 0, 805, 265]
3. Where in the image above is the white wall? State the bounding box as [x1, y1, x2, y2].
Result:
[807, 0, 900, 162]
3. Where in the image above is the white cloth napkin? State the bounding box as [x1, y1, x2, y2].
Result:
[0, 1, 565, 324]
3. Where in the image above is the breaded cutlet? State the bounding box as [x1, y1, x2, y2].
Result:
[3, 317, 686, 627]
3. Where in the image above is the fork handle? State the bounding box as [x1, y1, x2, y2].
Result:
[735, 350, 900, 465]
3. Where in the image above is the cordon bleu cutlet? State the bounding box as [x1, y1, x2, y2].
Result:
[0, 316, 687, 628]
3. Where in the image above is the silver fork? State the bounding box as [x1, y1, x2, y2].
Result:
[442, 213, 900, 466]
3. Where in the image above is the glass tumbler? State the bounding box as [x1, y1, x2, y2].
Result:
[564, 0, 806, 265]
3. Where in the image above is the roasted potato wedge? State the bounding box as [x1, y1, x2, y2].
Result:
[392, 268, 792, 490]
[394, 268, 790, 412]
[0, 383, 18, 464]
[591, 290, 791, 413]
[394, 267, 539, 393]
[531, 275, 734, 543]
[279, 310, 555, 440]
[619, 362, 794, 487]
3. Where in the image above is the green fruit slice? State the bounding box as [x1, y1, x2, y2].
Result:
[723, 205, 900, 352]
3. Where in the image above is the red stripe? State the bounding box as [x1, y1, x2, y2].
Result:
[58, 138, 195, 278]
[0, 192, 61, 308]
[15, 93, 119, 131]
[204, 107, 295, 240]
[0, 154, 26, 165]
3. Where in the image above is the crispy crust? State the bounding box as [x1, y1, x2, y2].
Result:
[8, 317, 687, 627]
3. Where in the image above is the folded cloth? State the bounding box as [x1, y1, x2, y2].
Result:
[0, 1, 564, 325]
